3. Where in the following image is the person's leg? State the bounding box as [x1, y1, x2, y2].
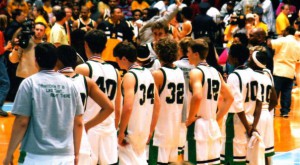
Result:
[273, 76, 282, 114]
[0, 56, 10, 117]
[280, 77, 293, 116]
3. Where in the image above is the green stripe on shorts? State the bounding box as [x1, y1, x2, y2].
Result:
[148, 139, 158, 165]
[187, 122, 196, 164]
[18, 150, 26, 163]
[224, 113, 235, 165]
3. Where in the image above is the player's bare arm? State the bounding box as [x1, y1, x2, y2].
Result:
[84, 77, 114, 131]
[186, 69, 203, 126]
[118, 72, 136, 146]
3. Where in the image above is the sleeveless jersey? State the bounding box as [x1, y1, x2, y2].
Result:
[255, 69, 274, 111]
[228, 67, 261, 124]
[193, 64, 221, 120]
[123, 67, 155, 151]
[69, 74, 88, 110]
[84, 60, 118, 134]
[66, 73, 91, 155]
[78, 18, 95, 30]
[153, 66, 185, 148]
[174, 58, 194, 121]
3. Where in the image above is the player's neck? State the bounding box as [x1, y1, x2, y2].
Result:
[196, 59, 207, 66]
[126, 62, 139, 71]
[88, 54, 104, 62]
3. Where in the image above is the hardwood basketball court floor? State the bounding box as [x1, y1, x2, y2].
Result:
[0, 89, 299, 164]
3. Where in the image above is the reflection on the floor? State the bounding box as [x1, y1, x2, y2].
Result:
[273, 149, 300, 165]
[0, 89, 299, 164]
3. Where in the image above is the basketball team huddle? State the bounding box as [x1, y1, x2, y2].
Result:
[4, 29, 277, 165]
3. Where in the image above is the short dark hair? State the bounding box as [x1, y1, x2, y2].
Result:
[57, 45, 78, 68]
[284, 26, 296, 35]
[151, 21, 168, 33]
[233, 33, 248, 46]
[113, 41, 137, 62]
[132, 9, 142, 16]
[188, 38, 209, 60]
[181, 7, 193, 20]
[155, 37, 178, 64]
[229, 44, 249, 65]
[110, 7, 121, 15]
[35, 22, 47, 29]
[35, 43, 57, 69]
[54, 9, 66, 21]
[12, 9, 23, 20]
[84, 30, 107, 53]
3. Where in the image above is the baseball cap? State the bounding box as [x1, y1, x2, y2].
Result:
[246, 13, 255, 19]
[253, 7, 263, 15]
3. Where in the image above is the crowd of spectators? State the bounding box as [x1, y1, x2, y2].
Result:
[0, 0, 300, 117]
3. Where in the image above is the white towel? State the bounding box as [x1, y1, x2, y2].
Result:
[246, 132, 266, 165]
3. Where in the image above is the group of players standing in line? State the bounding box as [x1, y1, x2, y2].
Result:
[4, 28, 277, 165]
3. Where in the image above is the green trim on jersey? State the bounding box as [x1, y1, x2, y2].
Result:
[232, 72, 242, 92]
[18, 150, 26, 163]
[131, 67, 145, 71]
[83, 75, 88, 111]
[196, 67, 205, 87]
[86, 62, 93, 78]
[159, 68, 167, 95]
[128, 71, 138, 94]
[71, 74, 79, 78]
[224, 113, 235, 165]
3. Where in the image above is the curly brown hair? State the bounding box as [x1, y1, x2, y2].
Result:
[155, 37, 178, 65]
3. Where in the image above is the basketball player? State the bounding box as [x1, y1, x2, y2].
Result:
[75, 30, 121, 165]
[248, 49, 277, 165]
[114, 41, 160, 165]
[184, 39, 233, 165]
[56, 45, 114, 164]
[220, 44, 262, 165]
[174, 37, 194, 156]
[148, 37, 185, 164]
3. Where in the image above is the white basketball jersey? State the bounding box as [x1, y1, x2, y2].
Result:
[174, 58, 194, 121]
[69, 74, 88, 109]
[194, 64, 221, 120]
[124, 67, 155, 150]
[153, 66, 185, 148]
[254, 69, 274, 111]
[228, 67, 261, 124]
[84, 60, 118, 134]
[67, 74, 91, 155]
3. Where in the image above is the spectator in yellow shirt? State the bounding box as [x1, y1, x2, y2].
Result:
[32, 5, 51, 41]
[7, 0, 29, 17]
[253, 7, 268, 34]
[276, 4, 290, 35]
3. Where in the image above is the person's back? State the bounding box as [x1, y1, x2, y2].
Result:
[19, 71, 81, 154]
[153, 66, 184, 148]
[4, 43, 83, 165]
[126, 67, 155, 148]
[84, 60, 118, 131]
[195, 64, 221, 119]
